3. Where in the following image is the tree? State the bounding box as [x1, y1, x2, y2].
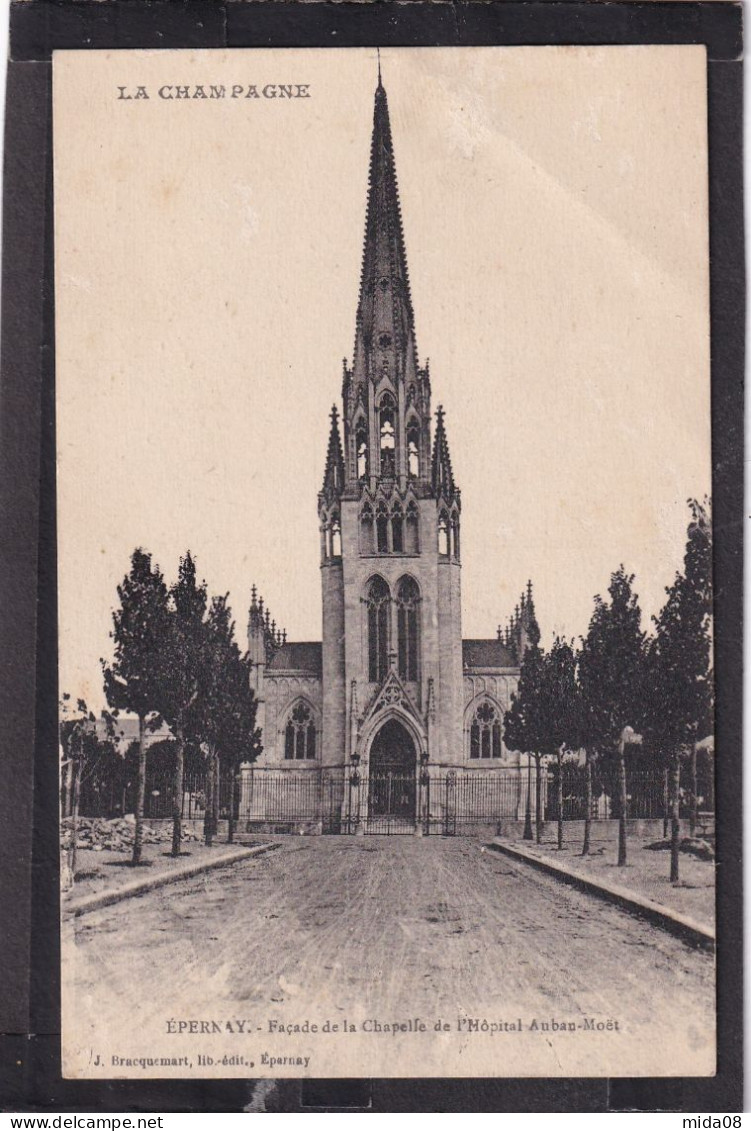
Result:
[542, 639, 582, 850]
[504, 617, 547, 843]
[123, 737, 196, 816]
[158, 552, 208, 857]
[102, 549, 169, 865]
[77, 729, 124, 817]
[60, 698, 119, 881]
[198, 595, 262, 846]
[60, 696, 94, 882]
[648, 499, 713, 882]
[578, 567, 647, 864]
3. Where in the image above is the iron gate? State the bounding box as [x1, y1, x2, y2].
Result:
[364, 771, 417, 835]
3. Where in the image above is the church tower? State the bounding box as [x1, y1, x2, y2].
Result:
[318, 71, 463, 785]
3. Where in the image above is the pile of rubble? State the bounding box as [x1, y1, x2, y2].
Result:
[60, 816, 201, 853]
[645, 836, 715, 862]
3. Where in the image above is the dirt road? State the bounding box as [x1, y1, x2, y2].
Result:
[65, 837, 714, 1078]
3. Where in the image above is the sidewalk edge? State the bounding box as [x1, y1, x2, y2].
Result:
[487, 839, 715, 951]
[65, 843, 280, 917]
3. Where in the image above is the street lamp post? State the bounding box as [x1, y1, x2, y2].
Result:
[523, 754, 533, 840]
[617, 725, 642, 866]
[419, 752, 430, 836]
[349, 753, 361, 835]
[690, 730, 698, 839]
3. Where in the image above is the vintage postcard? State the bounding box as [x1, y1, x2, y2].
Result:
[56, 46, 714, 1079]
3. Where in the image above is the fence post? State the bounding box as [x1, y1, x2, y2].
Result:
[239, 762, 253, 824]
[534, 755, 543, 843]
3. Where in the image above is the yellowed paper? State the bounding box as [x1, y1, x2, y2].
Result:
[56, 46, 714, 1080]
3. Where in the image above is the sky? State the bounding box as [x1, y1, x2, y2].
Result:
[54, 46, 711, 709]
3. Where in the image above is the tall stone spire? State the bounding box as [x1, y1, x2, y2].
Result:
[338, 69, 433, 498]
[352, 75, 417, 386]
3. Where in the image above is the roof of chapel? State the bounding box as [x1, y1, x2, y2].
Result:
[266, 642, 323, 677]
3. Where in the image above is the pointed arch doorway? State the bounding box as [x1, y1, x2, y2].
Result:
[367, 718, 417, 831]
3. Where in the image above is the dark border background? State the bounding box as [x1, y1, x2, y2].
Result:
[0, 1, 743, 1113]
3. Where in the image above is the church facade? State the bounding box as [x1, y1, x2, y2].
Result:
[242, 75, 539, 833]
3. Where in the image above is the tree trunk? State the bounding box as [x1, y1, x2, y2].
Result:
[204, 746, 214, 847]
[556, 749, 564, 850]
[171, 727, 184, 857]
[534, 755, 543, 844]
[523, 754, 533, 840]
[690, 739, 698, 839]
[662, 764, 670, 839]
[132, 713, 147, 865]
[670, 748, 681, 883]
[227, 765, 237, 844]
[70, 756, 81, 881]
[617, 739, 628, 866]
[62, 760, 73, 818]
[582, 751, 592, 856]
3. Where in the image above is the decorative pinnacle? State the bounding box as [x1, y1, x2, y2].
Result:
[250, 583, 257, 608]
[282, 629, 287, 645]
[527, 579, 534, 603]
[330, 404, 339, 426]
[258, 596, 264, 615]
[497, 624, 502, 641]
[377, 47, 382, 87]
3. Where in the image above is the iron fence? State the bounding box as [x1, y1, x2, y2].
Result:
[239, 768, 346, 833]
[71, 760, 714, 833]
[339, 769, 525, 836]
[544, 765, 667, 822]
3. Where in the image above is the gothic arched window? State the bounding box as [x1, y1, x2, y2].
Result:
[396, 576, 420, 682]
[284, 702, 317, 760]
[379, 394, 396, 477]
[330, 512, 342, 558]
[366, 576, 390, 683]
[392, 502, 404, 553]
[407, 421, 420, 479]
[438, 510, 450, 557]
[360, 503, 374, 554]
[469, 701, 502, 760]
[451, 510, 460, 561]
[405, 502, 419, 554]
[356, 420, 368, 480]
[376, 502, 389, 554]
